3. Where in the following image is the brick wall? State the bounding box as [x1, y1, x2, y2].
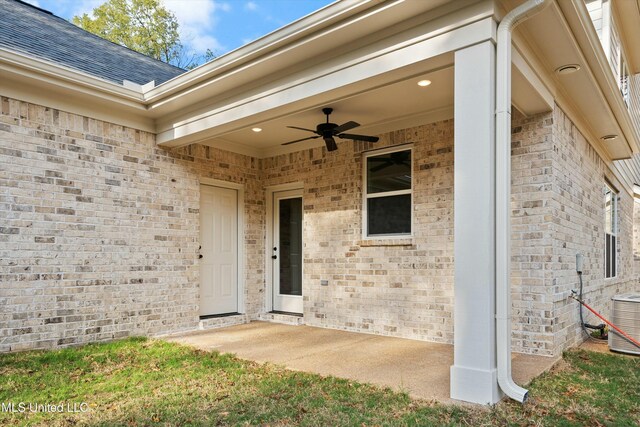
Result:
[2, 95, 637, 356]
[262, 121, 456, 342]
[0, 97, 261, 352]
[510, 110, 556, 355]
[550, 106, 638, 354]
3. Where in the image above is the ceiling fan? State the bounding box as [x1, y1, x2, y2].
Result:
[282, 108, 379, 152]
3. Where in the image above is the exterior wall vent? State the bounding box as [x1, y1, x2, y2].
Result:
[609, 294, 640, 355]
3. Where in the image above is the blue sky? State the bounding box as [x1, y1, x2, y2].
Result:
[27, 0, 335, 58]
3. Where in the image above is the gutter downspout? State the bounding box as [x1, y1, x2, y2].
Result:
[496, 0, 550, 403]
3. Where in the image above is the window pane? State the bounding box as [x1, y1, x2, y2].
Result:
[367, 194, 411, 235]
[611, 235, 617, 277]
[279, 197, 302, 296]
[367, 150, 411, 193]
[605, 234, 611, 278]
[612, 195, 617, 235]
[604, 188, 612, 234]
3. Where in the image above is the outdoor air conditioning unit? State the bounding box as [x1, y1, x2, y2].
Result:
[609, 294, 640, 355]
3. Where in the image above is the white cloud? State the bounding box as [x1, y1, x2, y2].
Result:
[244, 1, 258, 12]
[189, 34, 224, 53]
[71, 0, 104, 17]
[163, 0, 230, 57]
[164, 0, 217, 27]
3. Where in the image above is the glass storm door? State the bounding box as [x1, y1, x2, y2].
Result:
[272, 190, 303, 313]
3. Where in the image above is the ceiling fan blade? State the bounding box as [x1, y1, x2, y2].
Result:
[338, 133, 379, 143]
[332, 121, 360, 134]
[282, 135, 321, 146]
[287, 126, 317, 133]
[324, 136, 338, 152]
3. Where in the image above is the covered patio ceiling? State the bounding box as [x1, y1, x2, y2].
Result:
[178, 53, 550, 159]
[212, 65, 455, 156]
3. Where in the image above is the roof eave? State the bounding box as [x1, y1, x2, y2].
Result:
[0, 47, 156, 132]
[563, 0, 640, 155]
[0, 48, 146, 103]
[142, 0, 383, 102]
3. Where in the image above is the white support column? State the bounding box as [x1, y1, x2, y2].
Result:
[450, 41, 501, 404]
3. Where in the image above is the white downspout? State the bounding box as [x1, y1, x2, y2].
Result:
[496, 0, 550, 403]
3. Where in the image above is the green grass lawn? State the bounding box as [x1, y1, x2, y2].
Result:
[0, 338, 638, 426]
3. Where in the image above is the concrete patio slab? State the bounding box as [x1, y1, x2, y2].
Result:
[164, 321, 557, 403]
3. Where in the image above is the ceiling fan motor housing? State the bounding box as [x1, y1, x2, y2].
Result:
[317, 123, 338, 135]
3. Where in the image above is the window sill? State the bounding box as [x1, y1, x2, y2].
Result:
[358, 238, 414, 247]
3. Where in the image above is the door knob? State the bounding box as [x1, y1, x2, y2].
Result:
[272, 255, 277, 259]
[199, 254, 203, 259]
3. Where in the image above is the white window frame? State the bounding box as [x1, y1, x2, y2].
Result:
[362, 144, 413, 239]
[620, 58, 630, 106]
[607, 6, 631, 107]
[604, 183, 618, 279]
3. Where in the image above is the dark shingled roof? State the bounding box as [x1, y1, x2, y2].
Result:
[0, 0, 186, 86]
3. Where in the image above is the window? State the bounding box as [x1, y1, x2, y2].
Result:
[364, 146, 412, 237]
[604, 184, 617, 278]
[620, 59, 630, 106]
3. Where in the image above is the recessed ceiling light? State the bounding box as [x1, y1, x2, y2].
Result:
[555, 64, 581, 75]
[417, 79, 432, 87]
[252, 127, 262, 132]
[601, 134, 618, 141]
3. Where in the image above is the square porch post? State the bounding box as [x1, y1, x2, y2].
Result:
[450, 40, 502, 404]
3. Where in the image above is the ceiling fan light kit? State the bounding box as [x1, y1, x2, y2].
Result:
[283, 107, 380, 152]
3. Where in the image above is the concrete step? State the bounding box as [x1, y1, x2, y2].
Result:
[199, 314, 249, 330]
[258, 312, 304, 326]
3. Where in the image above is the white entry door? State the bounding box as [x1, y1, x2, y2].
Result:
[200, 184, 238, 316]
[272, 189, 303, 313]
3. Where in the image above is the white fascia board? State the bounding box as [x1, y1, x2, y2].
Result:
[147, 0, 488, 115]
[0, 48, 145, 104]
[0, 48, 155, 132]
[156, 17, 496, 147]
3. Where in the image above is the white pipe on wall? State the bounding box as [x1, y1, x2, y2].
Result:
[495, 0, 550, 403]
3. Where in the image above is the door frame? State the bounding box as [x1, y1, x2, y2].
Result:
[199, 177, 245, 315]
[265, 182, 304, 313]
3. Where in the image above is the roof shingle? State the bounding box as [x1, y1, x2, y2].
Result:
[0, 0, 186, 86]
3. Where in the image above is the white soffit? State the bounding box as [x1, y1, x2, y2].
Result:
[182, 49, 553, 158]
[206, 64, 455, 158]
[511, 46, 554, 116]
[518, 0, 633, 160]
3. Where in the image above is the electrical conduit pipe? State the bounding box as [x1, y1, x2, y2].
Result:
[496, 0, 550, 403]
